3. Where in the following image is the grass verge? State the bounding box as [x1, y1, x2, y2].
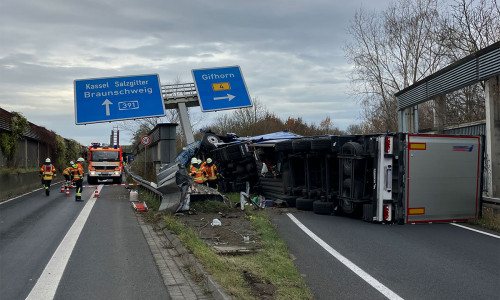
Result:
[143, 191, 313, 299]
[468, 207, 500, 233]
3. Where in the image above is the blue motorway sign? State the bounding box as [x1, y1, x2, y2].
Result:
[74, 74, 165, 124]
[192, 66, 252, 112]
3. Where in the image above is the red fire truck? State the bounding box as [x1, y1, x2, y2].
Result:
[87, 143, 123, 185]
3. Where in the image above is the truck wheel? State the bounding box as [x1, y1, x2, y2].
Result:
[313, 201, 333, 215]
[275, 140, 293, 152]
[292, 138, 312, 153]
[341, 199, 357, 214]
[311, 137, 332, 151]
[201, 133, 222, 151]
[296, 197, 314, 211]
[341, 141, 363, 155]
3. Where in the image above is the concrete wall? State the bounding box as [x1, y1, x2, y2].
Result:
[0, 171, 44, 201]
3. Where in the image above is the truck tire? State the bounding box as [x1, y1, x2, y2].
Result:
[296, 197, 314, 211]
[311, 137, 332, 151]
[292, 138, 312, 153]
[341, 141, 363, 155]
[201, 133, 222, 151]
[275, 140, 293, 152]
[313, 201, 333, 215]
[341, 199, 357, 214]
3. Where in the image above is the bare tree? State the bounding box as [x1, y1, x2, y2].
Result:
[441, 0, 500, 59]
[435, 0, 500, 126]
[345, 0, 448, 132]
[210, 98, 271, 137]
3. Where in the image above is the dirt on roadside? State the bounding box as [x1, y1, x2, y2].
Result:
[173, 201, 299, 299]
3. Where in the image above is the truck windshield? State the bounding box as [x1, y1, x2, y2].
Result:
[91, 151, 120, 162]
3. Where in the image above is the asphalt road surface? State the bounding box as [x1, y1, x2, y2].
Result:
[0, 181, 170, 300]
[270, 210, 500, 300]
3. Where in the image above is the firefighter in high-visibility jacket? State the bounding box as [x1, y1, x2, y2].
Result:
[204, 158, 219, 189]
[62, 161, 74, 188]
[72, 158, 85, 201]
[198, 158, 208, 183]
[189, 159, 207, 184]
[40, 158, 56, 196]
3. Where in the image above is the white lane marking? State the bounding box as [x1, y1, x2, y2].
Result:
[26, 185, 103, 300]
[1, 181, 66, 205]
[287, 213, 404, 300]
[450, 223, 500, 239]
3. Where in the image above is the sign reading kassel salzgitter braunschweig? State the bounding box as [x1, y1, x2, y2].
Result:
[74, 74, 165, 125]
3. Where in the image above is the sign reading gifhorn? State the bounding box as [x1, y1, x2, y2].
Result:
[191, 66, 252, 112]
[74, 74, 165, 125]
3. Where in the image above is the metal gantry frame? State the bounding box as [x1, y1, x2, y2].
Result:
[395, 41, 500, 199]
[396, 42, 500, 132]
[161, 83, 200, 145]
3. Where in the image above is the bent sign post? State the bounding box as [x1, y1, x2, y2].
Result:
[192, 66, 252, 112]
[74, 74, 165, 124]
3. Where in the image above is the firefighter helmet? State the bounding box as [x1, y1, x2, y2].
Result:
[77, 157, 84, 162]
[70, 161, 74, 165]
[207, 158, 212, 163]
[45, 158, 51, 163]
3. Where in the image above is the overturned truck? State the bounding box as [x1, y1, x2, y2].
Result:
[251, 133, 484, 224]
[152, 131, 484, 224]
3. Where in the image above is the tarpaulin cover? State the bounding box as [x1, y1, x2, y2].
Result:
[237, 131, 302, 144]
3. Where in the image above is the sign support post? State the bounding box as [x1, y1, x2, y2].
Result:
[177, 102, 195, 145]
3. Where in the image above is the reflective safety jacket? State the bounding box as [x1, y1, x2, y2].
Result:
[77, 162, 84, 174]
[62, 166, 73, 176]
[40, 163, 56, 180]
[189, 165, 207, 184]
[72, 164, 84, 181]
[205, 164, 218, 181]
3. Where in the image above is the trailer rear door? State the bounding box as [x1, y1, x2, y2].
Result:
[405, 135, 482, 223]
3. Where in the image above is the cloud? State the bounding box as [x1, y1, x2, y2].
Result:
[0, 0, 388, 145]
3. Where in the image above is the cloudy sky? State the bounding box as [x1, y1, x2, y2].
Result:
[0, 0, 390, 146]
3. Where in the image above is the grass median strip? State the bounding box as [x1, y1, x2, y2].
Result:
[162, 210, 313, 299]
[140, 191, 313, 299]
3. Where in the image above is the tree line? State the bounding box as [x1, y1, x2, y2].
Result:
[125, 0, 498, 148]
[344, 0, 499, 132]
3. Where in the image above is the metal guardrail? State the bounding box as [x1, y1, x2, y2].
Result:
[125, 167, 163, 197]
[483, 196, 500, 206]
[124, 165, 225, 212]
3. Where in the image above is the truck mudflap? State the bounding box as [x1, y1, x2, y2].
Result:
[405, 135, 483, 223]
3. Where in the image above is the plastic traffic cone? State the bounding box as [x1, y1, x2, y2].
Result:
[65, 187, 70, 197]
[60, 184, 65, 193]
[94, 186, 99, 198]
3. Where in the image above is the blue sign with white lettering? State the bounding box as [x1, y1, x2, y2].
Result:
[74, 74, 165, 124]
[192, 66, 252, 112]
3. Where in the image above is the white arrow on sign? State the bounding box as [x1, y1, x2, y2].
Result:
[213, 94, 235, 101]
[102, 99, 113, 116]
